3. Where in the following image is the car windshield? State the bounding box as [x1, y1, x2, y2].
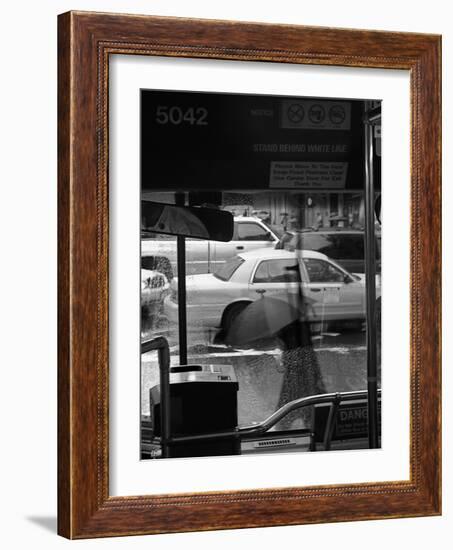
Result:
[213, 256, 244, 281]
[140, 186, 382, 457]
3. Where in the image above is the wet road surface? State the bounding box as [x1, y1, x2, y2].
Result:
[141, 318, 370, 427]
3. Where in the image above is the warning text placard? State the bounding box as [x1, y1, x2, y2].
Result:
[269, 161, 348, 189]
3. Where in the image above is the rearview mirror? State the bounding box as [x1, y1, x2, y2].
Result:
[141, 201, 234, 242]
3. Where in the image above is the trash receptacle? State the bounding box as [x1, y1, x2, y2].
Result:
[149, 364, 240, 458]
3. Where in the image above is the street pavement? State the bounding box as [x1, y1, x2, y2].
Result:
[141, 318, 371, 427]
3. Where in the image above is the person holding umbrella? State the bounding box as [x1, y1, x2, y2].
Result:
[274, 319, 326, 430]
[224, 288, 326, 431]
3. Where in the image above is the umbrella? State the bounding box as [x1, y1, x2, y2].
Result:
[224, 295, 315, 346]
[150, 205, 210, 239]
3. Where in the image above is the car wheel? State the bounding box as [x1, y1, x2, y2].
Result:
[222, 302, 249, 333]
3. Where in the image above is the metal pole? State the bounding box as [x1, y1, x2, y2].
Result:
[364, 101, 379, 449]
[175, 193, 188, 365]
[323, 393, 341, 451]
[141, 337, 171, 458]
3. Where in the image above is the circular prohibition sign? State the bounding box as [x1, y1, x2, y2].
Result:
[287, 103, 305, 123]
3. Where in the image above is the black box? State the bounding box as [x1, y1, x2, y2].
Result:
[149, 364, 240, 458]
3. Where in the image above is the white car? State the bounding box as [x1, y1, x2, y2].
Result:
[164, 249, 380, 331]
[142, 216, 281, 276]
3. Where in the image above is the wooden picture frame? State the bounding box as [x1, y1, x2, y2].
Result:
[58, 11, 441, 539]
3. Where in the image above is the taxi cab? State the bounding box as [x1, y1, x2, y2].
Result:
[164, 248, 379, 332]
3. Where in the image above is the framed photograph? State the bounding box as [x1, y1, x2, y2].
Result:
[58, 11, 441, 538]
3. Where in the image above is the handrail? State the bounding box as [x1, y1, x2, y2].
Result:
[165, 389, 381, 447]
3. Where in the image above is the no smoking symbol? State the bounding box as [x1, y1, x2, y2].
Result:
[287, 103, 305, 123]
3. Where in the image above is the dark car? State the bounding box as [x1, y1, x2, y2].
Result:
[275, 229, 381, 274]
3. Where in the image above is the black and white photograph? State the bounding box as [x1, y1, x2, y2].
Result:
[140, 90, 382, 460]
[0, 0, 446, 544]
